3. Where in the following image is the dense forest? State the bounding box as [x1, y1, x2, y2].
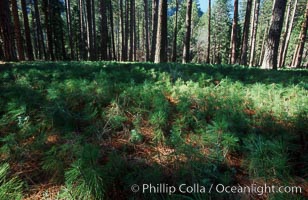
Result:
[0, 0, 308, 68]
[0, 0, 308, 200]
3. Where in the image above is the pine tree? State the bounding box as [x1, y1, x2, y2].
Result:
[249, 0, 260, 67]
[65, 0, 74, 60]
[261, 0, 287, 69]
[33, 0, 46, 59]
[206, 0, 211, 63]
[182, 0, 193, 63]
[11, 0, 25, 60]
[292, 1, 308, 68]
[151, 0, 159, 62]
[172, 0, 179, 62]
[43, 0, 55, 60]
[211, 0, 231, 64]
[229, 0, 238, 64]
[101, 0, 108, 60]
[144, 0, 150, 61]
[154, 0, 168, 63]
[279, 0, 297, 68]
[240, 0, 252, 65]
[21, 0, 34, 60]
[0, 0, 17, 61]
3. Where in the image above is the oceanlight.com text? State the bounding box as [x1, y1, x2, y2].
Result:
[131, 183, 302, 196]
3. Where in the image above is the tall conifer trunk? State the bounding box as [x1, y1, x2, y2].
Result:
[261, 0, 287, 69]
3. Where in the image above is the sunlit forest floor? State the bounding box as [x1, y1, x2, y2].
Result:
[0, 62, 307, 200]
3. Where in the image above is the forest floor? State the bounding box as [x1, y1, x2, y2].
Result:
[0, 61, 307, 200]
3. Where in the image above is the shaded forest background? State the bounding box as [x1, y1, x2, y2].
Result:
[0, 0, 308, 69]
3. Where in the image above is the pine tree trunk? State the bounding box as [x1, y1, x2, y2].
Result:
[206, 0, 211, 63]
[213, 34, 216, 63]
[86, 0, 94, 60]
[33, 0, 46, 59]
[101, 0, 108, 60]
[21, 0, 34, 60]
[0, 43, 4, 60]
[293, 1, 308, 68]
[261, 0, 287, 69]
[61, 25, 67, 60]
[258, 22, 268, 66]
[229, 0, 238, 64]
[0, 0, 17, 61]
[78, 0, 84, 59]
[278, 1, 291, 67]
[31, 10, 39, 59]
[120, 0, 125, 61]
[291, 43, 299, 67]
[92, 0, 97, 60]
[129, 0, 134, 61]
[144, 0, 150, 61]
[172, 0, 179, 62]
[65, 0, 74, 60]
[124, 0, 129, 61]
[133, 2, 137, 61]
[240, 0, 252, 66]
[43, 0, 54, 60]
[151, 0, 159, 61]
[116, 11, 120, 60]
[182, 0, 192, 63]
[280, 0, 297, 67]
[109, 0, 116, 60]
[249, 0, 260, 67]
[11, 0, 25, 60]
[154, 0, 167, 63]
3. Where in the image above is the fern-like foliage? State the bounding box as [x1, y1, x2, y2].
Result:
[244, 135, 290, 179]
[0, 163, 23, 200]
[58, 144, 105, 200]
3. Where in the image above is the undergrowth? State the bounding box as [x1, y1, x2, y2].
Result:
[0, 62, 307, 199]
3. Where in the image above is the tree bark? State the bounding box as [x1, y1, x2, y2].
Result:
[33, 0, 46, 60]
[206, 0, 211, 63]
[293, 1, 308, 68]
[11, 0, 25, 60]
[65, 0, 74, 60]
[154, 0, 168, 63]
[101, 0, 108, 60]
[123, 0, 129, 61]
[60, 23, 67, 60]
[31, 10, 38, 59]
[249, 0, 260, 67]
[0, 42, 4, 60]
[133, 1, 137, 61]
[86, 0, 94, 60]
[240, 0, 252, 66]
[291, 43, 299, 67]
[92, 0, 97, 60]
[78, 0, 84, 60]
[129, 0, 134, 61]
[258, 23, 268, 66]
[280, 0, 297, 67]
[21, 0, 34, 60]
[278, 1, 291, 67]
[0, 0, 17, 61]
[261, 0, 287, 69]
[120, 0, 124, 61]
[229, 0, 238, 64]
[151, 0, 159, 61]
[109, 0, 116, 60]
[144, 0, 150, 61]
[182, 0, 193, 63]
[172, 0, 179, 62]
[43, 0, 55, 60]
